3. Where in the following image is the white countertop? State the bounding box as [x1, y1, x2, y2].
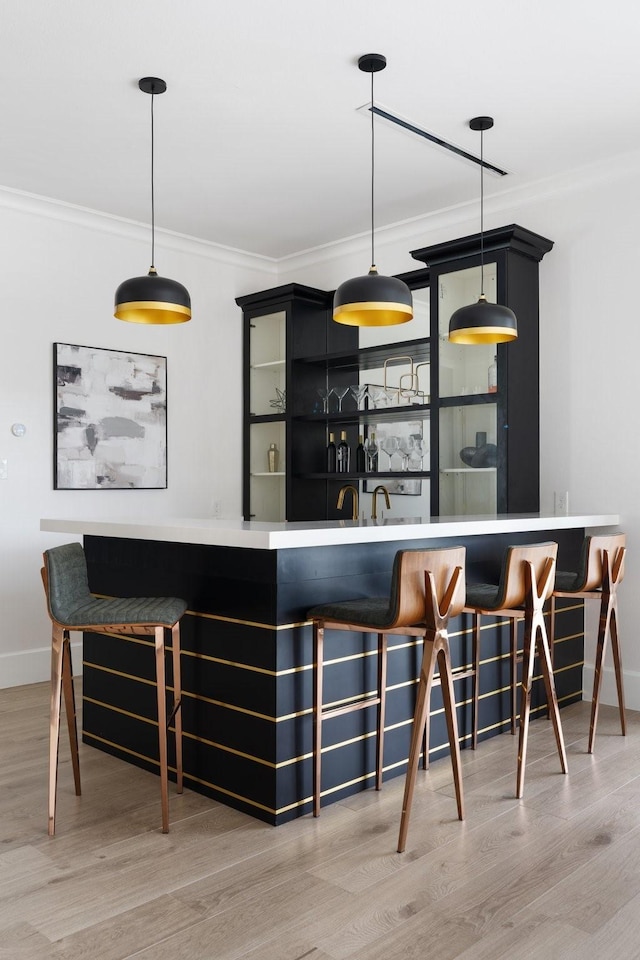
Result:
[40, 513, 620, 550]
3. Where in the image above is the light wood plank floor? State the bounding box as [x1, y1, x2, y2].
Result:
[2, 681, 639, 959]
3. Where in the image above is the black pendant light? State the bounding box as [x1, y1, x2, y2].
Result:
[448, 117, 516, 344]
[333, 54, 413, 327]
[115, 78, 191, 325]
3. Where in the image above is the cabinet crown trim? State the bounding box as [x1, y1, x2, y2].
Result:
[410, 224, 554, 267]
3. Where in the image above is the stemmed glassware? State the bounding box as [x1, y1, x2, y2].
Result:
[398, 436, 413, 472]
[408, 438, 427, 471]
[368, 386, 385, 409]
[350, 384, 369, 410]
[381, 435, 400, 471]
[333, 385, 349, 412]
[364, 435, 379, 472]
[317, 387, 334, 414]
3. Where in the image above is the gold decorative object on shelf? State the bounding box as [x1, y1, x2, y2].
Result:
[383, 356, 430, 404]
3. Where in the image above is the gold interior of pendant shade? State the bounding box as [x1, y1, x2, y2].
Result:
[448, 327, 517, 344]
[114, 302, 192, 325]
[333, 301, 413, 326]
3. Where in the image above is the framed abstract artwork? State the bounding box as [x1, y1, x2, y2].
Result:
[54, 342, 167, 489]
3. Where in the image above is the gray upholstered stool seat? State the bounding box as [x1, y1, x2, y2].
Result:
[550, 534, 626, 752]
[42, 542, 187, 836]
[553, 570, 582, 593]
[307, 597, 394, 629]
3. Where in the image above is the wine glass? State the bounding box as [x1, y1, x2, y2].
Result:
[398, 436, 413, 472]
[333, 385, 349, 412]
[350, 384, 368, 410]
[381, 435, 399, 471]
[383, 386, 399, 407]
[408, 438, 427, 471]
[317, 387, 334, 414]
[368, 386, 385, 409]
[364, 435, 379, 473]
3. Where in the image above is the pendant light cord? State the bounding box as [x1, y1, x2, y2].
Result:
[479, 126, 484, 297]
[150, 89, 156, 271]
[370, 69, 375, 270]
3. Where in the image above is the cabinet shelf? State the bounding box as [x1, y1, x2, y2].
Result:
[440, 393, 497, 407]
[297, 471, 430, 480]
[440, 467, 496, 474]
[294, 403, 431, 424]
[296, 337, 431, 370]
[251, 471, 286, 477]
[251, 359, 285, 369]
[249, 413, 286, 424]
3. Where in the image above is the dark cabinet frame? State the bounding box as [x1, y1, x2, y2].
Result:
[238, 224, 553, 522]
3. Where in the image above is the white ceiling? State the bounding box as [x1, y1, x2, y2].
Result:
[3, 0, 640, 260]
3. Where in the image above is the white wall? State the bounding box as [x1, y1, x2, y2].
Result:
[279, 151, 640, 711]
[0, 190, 276, 686]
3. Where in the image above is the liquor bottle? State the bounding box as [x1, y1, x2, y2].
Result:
[326, 433, 337, 472]
[488, 355, 497, 393]
[355, 435, 366, 473]
[337, 431, 351, 473]
[267, 442, 279, 472]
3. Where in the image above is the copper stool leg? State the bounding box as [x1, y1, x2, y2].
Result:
[171, 622, 183, 794]
[398, 629, 438, 853]
[313, 622, 324, 817]
[516, 560, 567, 798]
[154, 625, 170, 834]
[375, 633, 387, 791]
[48, 625, 64, 838]
[61, 633, 81, 798]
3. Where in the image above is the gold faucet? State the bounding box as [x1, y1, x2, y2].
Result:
[371, 485, 391, 520]
[337, 484, 359, 520]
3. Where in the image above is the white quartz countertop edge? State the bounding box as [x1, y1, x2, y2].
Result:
[40, 514, 620, 550]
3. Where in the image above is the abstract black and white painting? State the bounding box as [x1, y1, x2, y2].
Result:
[54, 343, 167, 489]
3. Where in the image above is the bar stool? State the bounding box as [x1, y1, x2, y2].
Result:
[42, 542, 187, 836]
[550, 533, 626, 752]
[397, 546, 466, 852]
[307, 546, 469, 825]
[464, 542, 566, 797]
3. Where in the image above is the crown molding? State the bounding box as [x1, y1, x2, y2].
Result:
[277, 146, 640, 274]
[0, 184, 277, 272]
[3, 144, 639, 277]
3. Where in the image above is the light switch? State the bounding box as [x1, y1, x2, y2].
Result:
[0, 459, 7, 480]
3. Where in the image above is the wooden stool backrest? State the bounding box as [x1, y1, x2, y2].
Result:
[389, 547, 466, 628]
[499, 542, 558, 609]
[580, 534, 626, 592]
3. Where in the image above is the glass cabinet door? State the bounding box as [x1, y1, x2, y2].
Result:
[437, 264, 498, 515]
[249, 420, 286, 521]
[439, 404, 496, 515]
[248, 310, 287, 521]
[249, 311, 286, 416]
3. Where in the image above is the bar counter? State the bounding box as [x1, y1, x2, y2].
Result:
[41, 512, 619, 824]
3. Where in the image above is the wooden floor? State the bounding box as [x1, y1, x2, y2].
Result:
[2, 682, 640, 960]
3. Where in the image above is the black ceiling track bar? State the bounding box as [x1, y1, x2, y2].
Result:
[370, 106, 508, 177]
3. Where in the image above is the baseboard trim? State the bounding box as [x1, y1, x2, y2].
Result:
[582, 662, 639, 710]
[0, 640, 82, 689]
